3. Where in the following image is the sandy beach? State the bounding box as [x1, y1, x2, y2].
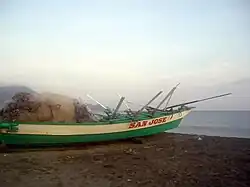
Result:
[0, 133, 249, 187]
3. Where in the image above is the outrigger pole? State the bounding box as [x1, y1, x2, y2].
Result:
[117, 93, 131, 111]
[163, 83, 180, 110]
[151, 83, 180, 115]
[164, 92, 232, 111]
[87, 94, 126, 119]
[134, 91, 163, 118]
[148, 92, 232, 112]
[86, 94, 108, 110]
[117, 93, 135, 117]
[111, 96, 125, 119]
[86, 94, 114, 118]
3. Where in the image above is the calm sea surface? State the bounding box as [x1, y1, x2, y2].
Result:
[168, 111, 250, 138]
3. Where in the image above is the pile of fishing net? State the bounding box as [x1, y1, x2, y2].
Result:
[0, 92, 97, 123]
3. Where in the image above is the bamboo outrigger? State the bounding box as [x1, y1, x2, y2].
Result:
[0, 84, 231, 147]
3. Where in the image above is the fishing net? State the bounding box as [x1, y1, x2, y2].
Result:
[0, 92, 97, 123]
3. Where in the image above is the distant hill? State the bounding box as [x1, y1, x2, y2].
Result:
[0, 86, 36, 108]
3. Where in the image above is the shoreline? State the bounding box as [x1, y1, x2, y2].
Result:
[1, 133, 250, 187]
[169, 131, 250, 139]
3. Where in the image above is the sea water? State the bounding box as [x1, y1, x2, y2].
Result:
[168, 111, 250, 138]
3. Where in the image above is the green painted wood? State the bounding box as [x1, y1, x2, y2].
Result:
[0, 119, 182, 146]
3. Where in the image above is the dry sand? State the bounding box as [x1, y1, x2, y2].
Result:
[0, 133, 250, 187]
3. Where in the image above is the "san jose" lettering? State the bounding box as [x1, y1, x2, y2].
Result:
[128, 116, 170, 129]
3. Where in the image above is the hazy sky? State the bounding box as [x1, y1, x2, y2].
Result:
[1, 0, 250, 109]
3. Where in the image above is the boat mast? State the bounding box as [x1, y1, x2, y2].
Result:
[134, 91, 163, 118]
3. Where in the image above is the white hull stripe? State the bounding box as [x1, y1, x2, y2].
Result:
[12, 110, 191, 135]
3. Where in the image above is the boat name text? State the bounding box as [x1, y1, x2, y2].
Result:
[128, 116, 171, 129]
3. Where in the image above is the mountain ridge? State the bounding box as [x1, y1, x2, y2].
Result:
[0, 86, 36, 108]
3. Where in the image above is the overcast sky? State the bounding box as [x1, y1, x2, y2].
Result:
[1, 0, 250, 110]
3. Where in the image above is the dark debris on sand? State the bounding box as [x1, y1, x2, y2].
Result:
[0, 133, 250, 187]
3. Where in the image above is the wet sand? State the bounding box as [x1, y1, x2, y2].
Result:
[0, 133, 250, 187]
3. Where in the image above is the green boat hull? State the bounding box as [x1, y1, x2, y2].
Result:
[1, 118, 182, 146]
[0, 109, 191, 146]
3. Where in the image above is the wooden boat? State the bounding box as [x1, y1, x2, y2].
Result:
[0, 84, 231, 147]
